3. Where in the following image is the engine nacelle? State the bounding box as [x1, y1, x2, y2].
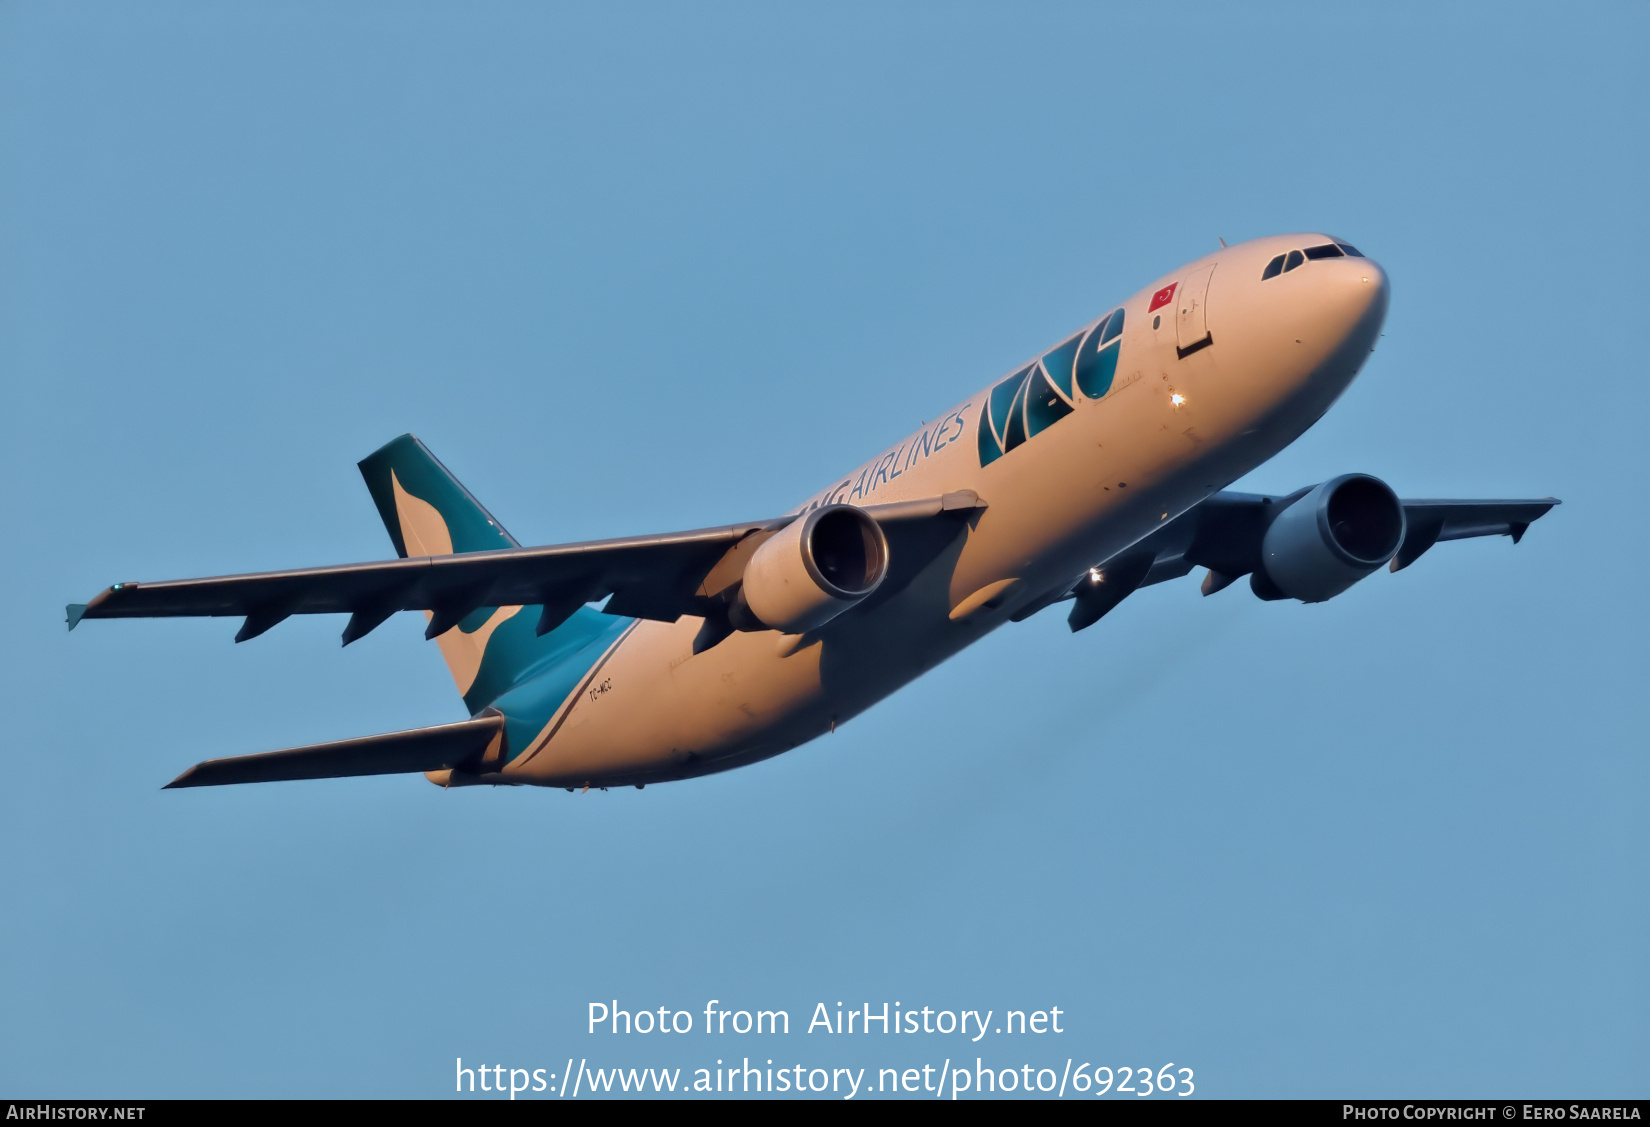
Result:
[735, 504, 889, 634]
[1258, 474, 1406, 602]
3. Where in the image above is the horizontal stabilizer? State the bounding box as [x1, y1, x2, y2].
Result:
[164, 713, 504, 788]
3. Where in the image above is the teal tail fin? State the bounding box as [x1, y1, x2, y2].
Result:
[358, 434, 518, 558]
[356, 435, 631, 761]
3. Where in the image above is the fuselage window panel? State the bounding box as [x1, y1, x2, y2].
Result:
[1101, 307, 1125, 346]
[1283, 249, 1305, 273]
[1041, 334, 1083, 400]
[1074, 325, 1121, 399]
[978, 410, 1003, 466]
[1262, 254, 1286, 280]
[1002, 377, 1031, 452]
[989, 366, 1033, 448]
[1025, 366, 1075, 438]
[977, 307, 1124, 467]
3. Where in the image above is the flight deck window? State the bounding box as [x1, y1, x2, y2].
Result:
[1283, 250, 1304, 273]
[1262, 254, 1286, 280]
[1336, 243, 1364, 257]
[1303, 243, 1345, 260]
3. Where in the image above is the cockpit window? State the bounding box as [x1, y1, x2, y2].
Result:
[1266, 242, 1368, 280]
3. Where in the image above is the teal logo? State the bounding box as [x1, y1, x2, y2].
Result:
[978, 307, 1124, 466]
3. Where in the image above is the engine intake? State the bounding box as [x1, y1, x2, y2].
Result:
[735, 504, 889, 634]
[1258, 474, 1405, 602]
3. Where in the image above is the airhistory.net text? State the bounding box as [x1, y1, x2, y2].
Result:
[587, 1000, 1066, 1042]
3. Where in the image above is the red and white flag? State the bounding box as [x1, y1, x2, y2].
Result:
[1148, 283, 1177, 313]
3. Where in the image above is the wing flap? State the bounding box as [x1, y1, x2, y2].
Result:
[164, 714, 505, 788]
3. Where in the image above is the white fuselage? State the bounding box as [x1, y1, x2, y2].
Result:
[502, 234, 1390, 788]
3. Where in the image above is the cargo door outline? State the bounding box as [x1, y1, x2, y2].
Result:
[1176, 264, 1215, 358]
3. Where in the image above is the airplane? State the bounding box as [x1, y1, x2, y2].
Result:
[66, 234, 1558, 792]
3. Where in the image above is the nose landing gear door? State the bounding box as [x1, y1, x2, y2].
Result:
[1176, 264, 1215, 358]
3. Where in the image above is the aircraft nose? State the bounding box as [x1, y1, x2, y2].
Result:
[1306, 254, 1389, 347]
[1209, 242, 1392, 411]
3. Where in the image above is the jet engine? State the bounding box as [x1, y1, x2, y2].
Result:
[1255, 474, 1406, 602]
[732, 504, 889, 633]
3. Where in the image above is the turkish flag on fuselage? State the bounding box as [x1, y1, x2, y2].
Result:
[1148, 283, 1178, 313]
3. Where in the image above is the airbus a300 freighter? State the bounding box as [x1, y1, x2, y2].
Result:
[68, 234, 1557, 791]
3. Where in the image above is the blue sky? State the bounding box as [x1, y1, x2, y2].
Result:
[1, 2, 1644, 1098]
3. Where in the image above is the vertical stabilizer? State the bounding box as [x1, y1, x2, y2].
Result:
[356, 435, 630, 752]
[358, 434, 518, 558]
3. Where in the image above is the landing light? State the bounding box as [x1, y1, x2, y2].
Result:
[1089, 568, 1103, 582]
[1170, 393, 1186, 407]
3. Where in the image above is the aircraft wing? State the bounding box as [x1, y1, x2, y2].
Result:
[1385, 498, 1562, 569]
[1029, 491, 1560, 630]
[66, 491, 985, 644]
